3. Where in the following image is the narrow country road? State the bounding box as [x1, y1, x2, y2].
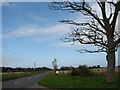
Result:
[2, 72, 49, 88]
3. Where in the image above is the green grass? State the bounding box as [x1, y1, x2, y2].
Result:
[38, 73, 119, 88]
[2, 71, 46, 81]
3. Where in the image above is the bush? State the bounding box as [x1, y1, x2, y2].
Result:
[70, 69, 80, 76]
[70, 65, 94, 77]
[79, 66, 94, 76]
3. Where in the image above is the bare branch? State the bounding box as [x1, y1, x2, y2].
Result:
[115, 38, 120, 46]
[110, 1, 120, 31]
[60, 20, 89, 26]
[107, 1, 116, 6]
[50, 1, 120, 53]
[50, 2, 105, 29]
[76, 48, 106, 53]
[60, 19, 106, 35]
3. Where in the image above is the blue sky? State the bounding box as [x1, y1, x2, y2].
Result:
[2, 2, 119, 68]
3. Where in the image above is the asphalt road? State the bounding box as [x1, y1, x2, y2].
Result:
[2, 72, 49, 88]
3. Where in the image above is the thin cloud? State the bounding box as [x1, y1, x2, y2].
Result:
[44, 24, 72, 34]
[53, 42, 85, 48]
[33, 37, 51, 42]
[52, 41, 99, 50]
[2, 57, 19, 66]
[33, 16, 47, 22]
[2, 24, 72, 38]
[27, 14, 48, 22]
[2, 24, 39, 38]
[2, 2, 16, 7]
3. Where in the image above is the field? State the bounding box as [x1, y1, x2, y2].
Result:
[2, 71, 46, 81]
[38, 68, 119, 88]
[38, 73, 118, 88]
[90, 67, 119, 73]
[58, 67, 119, 75]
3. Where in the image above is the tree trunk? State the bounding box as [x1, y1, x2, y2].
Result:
[106, 51, 115, 83]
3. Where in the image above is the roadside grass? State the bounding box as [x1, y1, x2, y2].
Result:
[2, 71, 46, 81]
[38, 73, 119, 88]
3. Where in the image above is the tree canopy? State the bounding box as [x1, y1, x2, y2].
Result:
[50, 1, 120, 53]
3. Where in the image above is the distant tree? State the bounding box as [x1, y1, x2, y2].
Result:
[60, 66, 72, 70]
[2, 67, 7, 72]
[60, 66, 65, 70]
[92, 66, 97, 68]
[70, 66, 75, 70]
[79, 65, 87, 69]
[97, 65, 101, 68]
[50, 1, 120, 83]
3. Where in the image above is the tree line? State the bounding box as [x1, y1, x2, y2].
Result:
[1, 67, 52, 72]
[60, 65, 101, 70]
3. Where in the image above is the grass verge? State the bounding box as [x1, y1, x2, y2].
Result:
[2, 71, 46, 81]
[38, 73, 118, 88]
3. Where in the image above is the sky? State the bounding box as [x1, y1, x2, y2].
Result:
[1, 2, 119, 68]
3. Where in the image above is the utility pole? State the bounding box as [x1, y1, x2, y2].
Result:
[34, 62, 36, 72]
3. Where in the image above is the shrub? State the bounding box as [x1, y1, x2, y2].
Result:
[79, 66, 94, 76]
[70, 69, 80, 76]
[70, 65, 94, 76]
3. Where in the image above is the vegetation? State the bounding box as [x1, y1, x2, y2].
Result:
[71, 66, 94, 76]
[70, 69, 80, 76]
[50, 1, 120, 83]
[2, 71, 46, 81]
[38, 73, 118, 88]
[1, 67, 51, 72]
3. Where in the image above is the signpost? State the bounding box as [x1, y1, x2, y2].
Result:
[52, 58, 58, 75]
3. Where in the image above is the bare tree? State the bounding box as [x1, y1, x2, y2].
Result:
[50, 0, 120, 83]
